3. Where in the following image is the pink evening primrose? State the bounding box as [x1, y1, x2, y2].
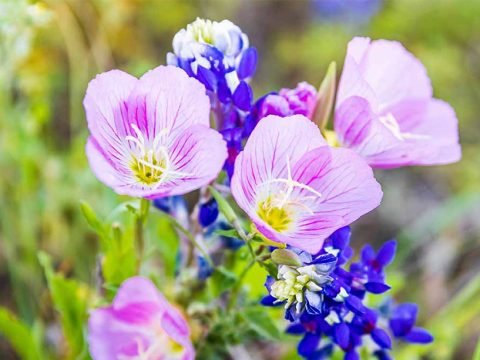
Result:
[84, 65, 227, 198]
[88, 276, 194, 360]
[231, 115, 382, 254]
[335, 37, 461, 169]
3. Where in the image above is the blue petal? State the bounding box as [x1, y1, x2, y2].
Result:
[376, 240, 397, 267]
[305, 291, 323, 315]
[345, 296, 366, 315]
[217, 78, 232, 103]
[298, 333, 320, 357]
[237, 47, 258, 79]
[403, 327, 434, 344]
[196, 65, 217, 91]
[334, 322, 350, 349]
[329, 226, 351, 250]
[232, 81, 252, 111]
[365, 282, 391, 294]
[361, 244, 376, 263]
[371, 328, 392, 349]
[260, 295, 279, 306]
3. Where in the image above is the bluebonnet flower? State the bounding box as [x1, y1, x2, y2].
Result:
[263, 227, 432, 359]
[168, 18, 258, 180]
[153, 195, 189, 226]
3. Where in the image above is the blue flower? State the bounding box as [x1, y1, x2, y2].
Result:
[168, 18, 259, 179]
[262, 227, 432, 359]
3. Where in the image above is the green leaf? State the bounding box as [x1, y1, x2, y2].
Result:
[311, 61, 336, 131]
[80, 201, 105, 236]
[0, 307, 44, 360]
[38, 252, 91, 360]
[150, 215, 179, 277]
[208, 266, 238, 297]
[242, 306, 282, 341]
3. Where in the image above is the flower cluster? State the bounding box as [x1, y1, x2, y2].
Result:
[82, 17, 460, 360]
[167, 18, 258, 179]
[264, 227, 433, 359]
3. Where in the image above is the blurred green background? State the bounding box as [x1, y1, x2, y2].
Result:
[1, 0, 480, 359]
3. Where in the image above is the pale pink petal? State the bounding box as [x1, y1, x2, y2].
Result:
[335, 37, 460, 168]
[231, 115, 326, 213]
[354, 38, 432, 108]
[366, 99, 461, 168]
[85, 137, 130, 194]
[83, 69, 137, 160]
[126, 65, 210, 141]
[275, 146, 382, 253]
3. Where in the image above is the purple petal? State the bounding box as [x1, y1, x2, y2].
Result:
[237, 47, 258, 80]
[334, 323, 350, 349]
[404, 327, 434, 344]
[365, 282, 391, 294]
[376, 240, 397, 266]
[345, 296, 366, 315]
[298, 333, 320, 356]
[371, 328, 392, 349]
[232, 81, 252, 110]
[196, 65, 217, 91]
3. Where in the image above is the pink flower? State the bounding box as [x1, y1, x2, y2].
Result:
[258, 82, 317, 119]
[88, 276, 194, 360]
[335, 37, 461, 168]
[231, 115, 382, 254]
[84, 66, 227, 198]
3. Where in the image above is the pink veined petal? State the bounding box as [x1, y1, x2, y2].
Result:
[126, 65, 210, 142]
[142, 124, 227, 199]
[367, 99, 461, 168]
[231, 115, 327, 214]
[352, 38, 432, 109]
[83, 69, 137, 162]
[86, 137, 130, 193]
[277, 146, 382, 253]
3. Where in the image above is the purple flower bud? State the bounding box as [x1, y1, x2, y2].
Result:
[237, 47, 258, 80]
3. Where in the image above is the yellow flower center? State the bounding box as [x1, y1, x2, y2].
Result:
[257, 197, 292, 233]
[131, 155, 166, 185]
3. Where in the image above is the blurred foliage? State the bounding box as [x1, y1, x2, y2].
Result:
[0, 0, 479, 359]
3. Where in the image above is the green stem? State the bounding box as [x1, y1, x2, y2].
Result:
[164, 213, 214, 267]
[135, 198, 150, 262]
[228, 259, 255, 311]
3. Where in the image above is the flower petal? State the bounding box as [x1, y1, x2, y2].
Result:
[231, 115, 326, 224]
[127, 65, 210, 140]
[83, 69, 137, 161]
